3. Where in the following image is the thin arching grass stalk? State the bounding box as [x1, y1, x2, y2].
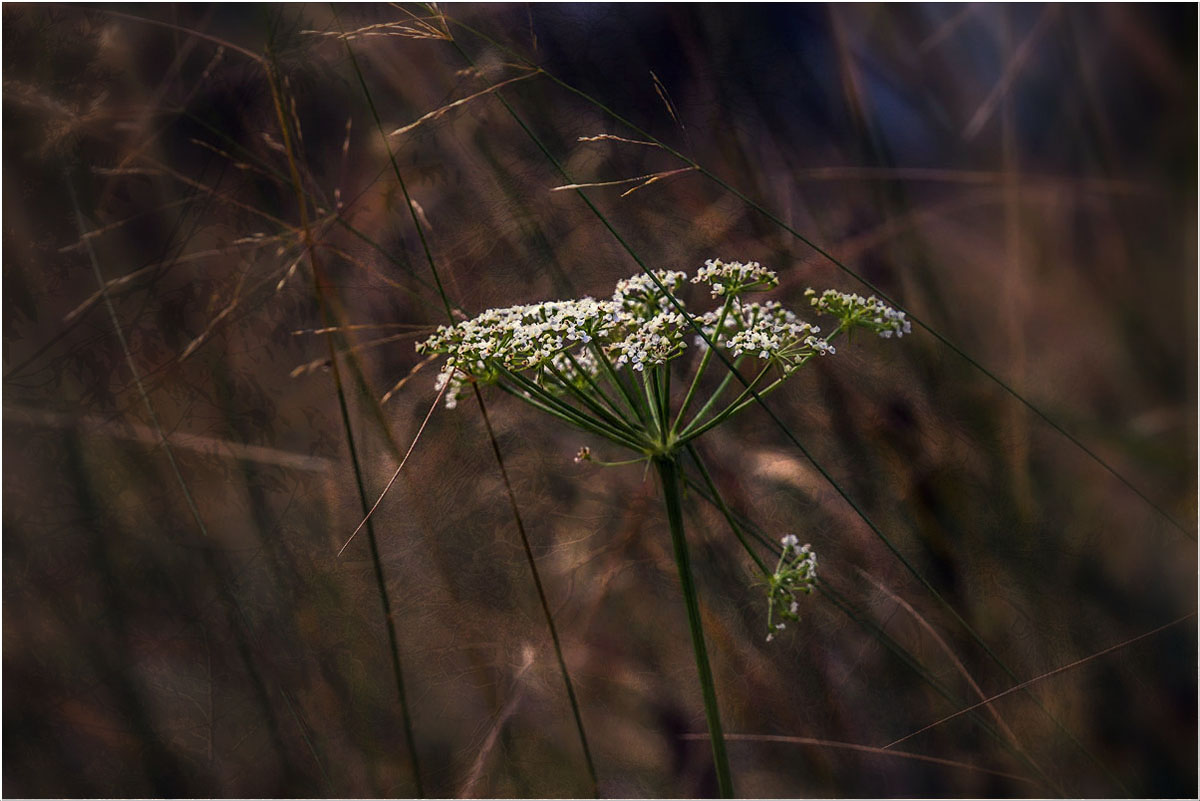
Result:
[335, 14, 600, 794]
[435, 32, 1126, 792]
[885, 611, 1197, 750]
[472, 383, 601, 795]
[262, 44, 420, 795]
[681, 732, 1039, 786]
[676, 459, 1062, 795]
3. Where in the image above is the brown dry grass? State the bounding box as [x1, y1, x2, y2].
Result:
[3, 4, 1195, 797]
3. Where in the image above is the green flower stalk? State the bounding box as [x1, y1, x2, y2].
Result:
[418, 258, 908, 796]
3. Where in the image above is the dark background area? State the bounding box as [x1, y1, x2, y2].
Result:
[3, 3, 1196, 797]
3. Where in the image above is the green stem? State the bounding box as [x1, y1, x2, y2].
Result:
[655, 456, 734, 798]
[650, 365, 670, 445]
[472, 385, 600, 797]
[671, 297, 732, 438]
[659, 363, 672, 442]
[641, 368, 663, 441]
[546, 363, 639, 436]
[494, 378, 648, 453]
[590, 341, 651, 428]
[683, 445, 768, 576]
[562, 349, 633, 426]
[681, 376, 785, 443]
[678, 362, 775, 443]
[675, 355, 745, 439]
[500, 366, 643, 444]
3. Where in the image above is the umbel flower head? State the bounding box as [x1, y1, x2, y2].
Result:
[418, 261, 905, 659]
[416, 260, 908, 449]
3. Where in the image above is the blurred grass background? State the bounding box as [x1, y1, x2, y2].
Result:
[3, 3, 1196, 797]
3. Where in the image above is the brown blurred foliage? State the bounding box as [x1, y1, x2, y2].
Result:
[3, 4, 1196, 797]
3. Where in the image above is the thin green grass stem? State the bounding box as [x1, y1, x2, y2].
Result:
[336, 17, 601, 794]
[656, 456, 735, 798]
[682, 446, 768, 576]
[328, 333, 425, 797]
[471, 384, 601, 797]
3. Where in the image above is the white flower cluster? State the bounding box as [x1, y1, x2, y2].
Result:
[765, 534, 818, 642]
[691, 258, 779, 298]
[805, 289, 911, 339]
[418, 271, 698, 407]
[545, 345, 601, 393]
[418, 297, 614, 408]
[724, 301, 832, 365]
[416, 261, 907, 410]
[611, 269, 688, 317]
[609, 310, 686, 372]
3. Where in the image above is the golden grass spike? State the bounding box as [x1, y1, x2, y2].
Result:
[552, 166, 697, 195]
[292, 323, 433, 336]
[388, 70, 540, 138]
[380, 354, 440, 405]
[619, 166, 697, 197]
[577, 132, 663, 148]
[63, 235, 296, 323]
[58, 197, 195, 253]
[651, 70, 684, 132]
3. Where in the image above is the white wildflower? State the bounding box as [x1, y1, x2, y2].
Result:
[607, 309, 686, 371]
[807, 288, 911, 339]
[765, 536, 818, 641]
[691, 258, 779, 297]
[723, 301, 824, 367]
[611, 270, 688, 318]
